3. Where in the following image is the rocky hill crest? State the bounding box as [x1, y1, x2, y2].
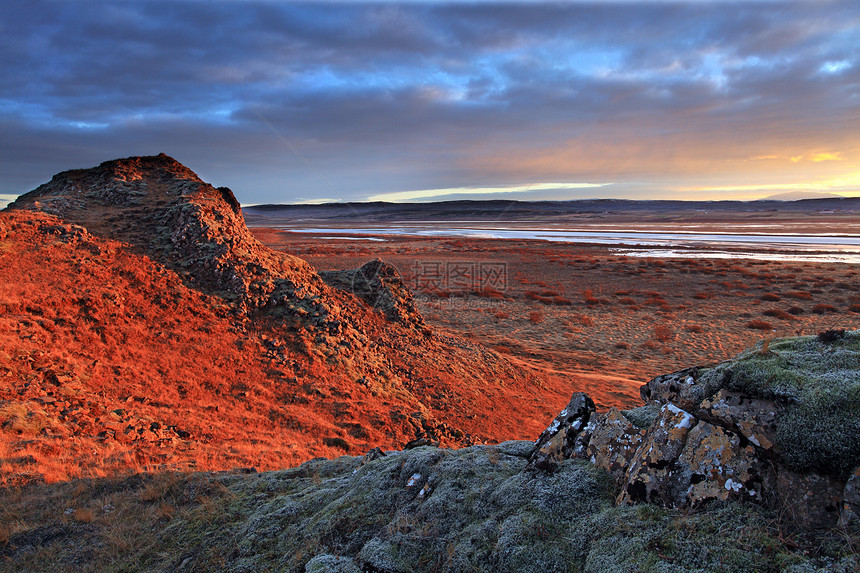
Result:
[8, 154, 420, 330]
[0, 155, 562, 486]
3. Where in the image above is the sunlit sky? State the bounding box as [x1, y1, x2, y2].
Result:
[2, 0, 859, 207]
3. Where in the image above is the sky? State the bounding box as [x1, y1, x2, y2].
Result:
[1, 0, 859, 207]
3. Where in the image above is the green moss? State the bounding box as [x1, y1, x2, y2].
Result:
[696, 330, 860, 477]
[583, 502, 829, 573]
[621, 402, 661, 429]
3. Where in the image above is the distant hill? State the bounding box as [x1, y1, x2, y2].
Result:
[764, 191, 844, 201]
[243, 196, 860, 223]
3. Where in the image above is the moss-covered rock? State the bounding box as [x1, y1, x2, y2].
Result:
[639, 331, 860, 479]
[697, 331, 860, 478]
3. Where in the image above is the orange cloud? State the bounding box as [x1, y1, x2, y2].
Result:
[810, 152, 843, 162]
[680, 171, 860, 197]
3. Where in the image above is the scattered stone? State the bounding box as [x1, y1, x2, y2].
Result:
[363, 447, 387, 462]
[777, 468, 845, 529]
[404, 437, 439, 449]
[529, 392, 595, 470]
[103, 421, 125, 433]
[840, 467, 860, 527]
[639, 366, 709, 411]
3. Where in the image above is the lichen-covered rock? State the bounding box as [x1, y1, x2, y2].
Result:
[777, 468, 845, 529]
[585, 408, 645, 481]
[639, 366, 715, 411]
[617, 403, 697, 505]
[528, 393, 595, 470]
[674, 420, 772, 506]
[841, 467, 860, 527]
[698, 389, 779, 452]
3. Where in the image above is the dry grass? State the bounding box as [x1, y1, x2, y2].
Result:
[746, 319, 773, 331]
[474, 286, 507, 299]
[0, 471, 235, 572]
[582, 289, 609, 306]
[568, 314, 595, 327]
[73, 508, 94, 524]
[763, 308, 798, 321]
[654, 324, 676, 342]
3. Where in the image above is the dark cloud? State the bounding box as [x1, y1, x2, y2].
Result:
[1, 1, 858, 203]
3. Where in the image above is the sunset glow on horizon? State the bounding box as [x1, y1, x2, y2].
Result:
[1, 1, 858, 205]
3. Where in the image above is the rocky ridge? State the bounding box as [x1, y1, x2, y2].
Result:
[5, 154, 512, 397]
[10, 154, 386, 331]
[1, 155, 563, 486]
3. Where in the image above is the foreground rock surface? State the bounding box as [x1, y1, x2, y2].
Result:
[2, 443, 857, 573]
[534, 330, 860, 530]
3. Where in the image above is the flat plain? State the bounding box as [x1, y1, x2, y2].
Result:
[251, 210, 860, 411]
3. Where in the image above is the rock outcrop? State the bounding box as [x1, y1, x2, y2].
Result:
[531, 330, 860, 529]
[528, 392, 594, 470]
[2, 154, 557, 467]
[5, 154, 441, 374]
[319, 259, 425, 329]
[6, 154, 421, 338]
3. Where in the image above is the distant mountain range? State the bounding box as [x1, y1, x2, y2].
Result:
[243, 196, 860, 222]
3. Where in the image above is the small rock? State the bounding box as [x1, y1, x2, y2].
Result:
[640, 366, 707, 412]
[363, 447, 386, 462]
[140, 430, 159, 442]
[777, 468, 845, 529]
[405, 436, 439, 449]
[529, 392, 595, 470]
[840, 467, 860, 527]
[103, 421, 125, 433]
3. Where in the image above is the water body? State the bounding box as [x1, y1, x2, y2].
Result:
[274, 225, 860, 264]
